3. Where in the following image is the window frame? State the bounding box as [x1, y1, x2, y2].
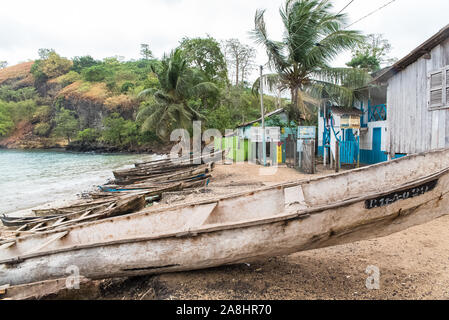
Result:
[428, 66, 449, 111]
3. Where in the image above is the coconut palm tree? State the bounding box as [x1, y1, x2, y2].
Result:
[137, 49, 219, 139]
[252, 0, 371, 120]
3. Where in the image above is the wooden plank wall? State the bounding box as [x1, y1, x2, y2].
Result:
[387, 38, 449, 155]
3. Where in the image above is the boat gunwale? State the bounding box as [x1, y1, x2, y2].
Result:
[1, 165, 448, 266]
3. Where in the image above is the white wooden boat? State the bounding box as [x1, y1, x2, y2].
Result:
[2, 148, 449, 287]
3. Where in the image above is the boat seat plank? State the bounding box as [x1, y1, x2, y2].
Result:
[0, 241, 16, 250]
[23, 231, 69, 256]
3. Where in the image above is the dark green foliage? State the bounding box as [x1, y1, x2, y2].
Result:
[0, 99, 39, 136]
[82, 65, 110, 82]
[347, 54, 381, 72]
[54, 108, 79, 143]
[204, 106, 234, 133]
[0, 101, 14, 136]
[77, 128, 101, 143]
[179, 36, 228, 84]
[2, 100, 37, 124]
[30, 60, 48, 85]
[72, 56, 100, 73]
[120, 81, 135, 93]
[102, 113, 139, 147]
[347, 34, 396, 73]
[32, 105, 52, 122]
[0, 86, 36, 102]
[33, 123, 52, 137]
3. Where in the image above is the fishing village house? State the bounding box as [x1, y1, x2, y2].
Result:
[216, 108, 306, 166]
[318, 24, 449, 166]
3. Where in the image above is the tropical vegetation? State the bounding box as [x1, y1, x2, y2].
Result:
[0, 0, 395, 151]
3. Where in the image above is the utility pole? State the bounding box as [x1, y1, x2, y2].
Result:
[260, 65, 266, 166]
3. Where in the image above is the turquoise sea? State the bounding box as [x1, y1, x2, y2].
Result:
[0, 149, 149, 214]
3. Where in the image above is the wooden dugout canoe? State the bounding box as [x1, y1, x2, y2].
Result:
[2, 148, 449, 287]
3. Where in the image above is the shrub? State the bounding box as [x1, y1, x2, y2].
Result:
[33, 105, 52, 122]
[3, 99, 37, 124]
[77, 128, 101, 144]
[120, 81, 135, 93]
[0, 86, 36, 102]
[102, 113, 138, 147]
[205, 105, 234, 133]
[54, 108, 79, 143]
[31, 51, 72, 85]
[57, 71, 81, 87]
[72, 56, 100, 73]
[82, 65, 109, 82]
[33, 122, 51, 137]
[41, 52, 73, 78]
[0, 102, 14, 136]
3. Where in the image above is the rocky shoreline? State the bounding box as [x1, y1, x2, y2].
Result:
[0, 139, 174, 155]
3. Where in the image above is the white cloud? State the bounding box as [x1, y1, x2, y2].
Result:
[1, 0, 448, 82]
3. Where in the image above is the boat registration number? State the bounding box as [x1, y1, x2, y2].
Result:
[365, 179, 438, 209]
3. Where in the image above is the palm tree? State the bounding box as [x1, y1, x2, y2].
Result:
[252, 0, 371, 120]
[137, 49, 219, 139]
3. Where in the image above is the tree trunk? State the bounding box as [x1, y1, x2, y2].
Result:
[291, 87, 298, 110]
[235, 57, 239, 86]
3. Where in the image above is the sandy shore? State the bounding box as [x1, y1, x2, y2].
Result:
[4, 162, 449, 299]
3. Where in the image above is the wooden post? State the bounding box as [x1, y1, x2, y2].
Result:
[299, 140, 316, 174]
[312, 139, 316, 174]
[260, 66, 266, 167]
[330, 145, 333, 169]
[293, 138, 297, 169]
[357, 133, 360, 168]
[335, 140, 340, 173]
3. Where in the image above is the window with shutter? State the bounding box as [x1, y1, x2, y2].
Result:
[428, 66, 449, 110]
[447, 69, 449, 105]
[429, 70, 443, 109]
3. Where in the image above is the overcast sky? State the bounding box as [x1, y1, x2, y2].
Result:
[1, 0, 448, 82]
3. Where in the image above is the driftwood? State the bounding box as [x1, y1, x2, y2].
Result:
[134, 149, 224, 169]
[1, 194, 146, 236]
[32, 198, 117, 216]
[0, 277, 92, 300]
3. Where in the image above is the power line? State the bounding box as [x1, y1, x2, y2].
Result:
[345, 0, 398, 29]
[337, 0, 355, 15]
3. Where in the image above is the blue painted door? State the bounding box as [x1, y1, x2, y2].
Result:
[345, 129, 355, 141]
[372, 128, 386, 163]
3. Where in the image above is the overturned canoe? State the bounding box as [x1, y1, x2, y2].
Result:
[1, 216, 57, 228]
[2, 148, 449, 286]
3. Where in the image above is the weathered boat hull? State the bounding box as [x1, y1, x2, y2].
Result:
[2, 149, 449, 286]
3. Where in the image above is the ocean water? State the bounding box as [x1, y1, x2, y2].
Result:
[0, 149, 152, 214]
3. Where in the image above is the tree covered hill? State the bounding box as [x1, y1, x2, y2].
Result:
[0, 0, 396, 153]
[0, 39, 284, 152]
